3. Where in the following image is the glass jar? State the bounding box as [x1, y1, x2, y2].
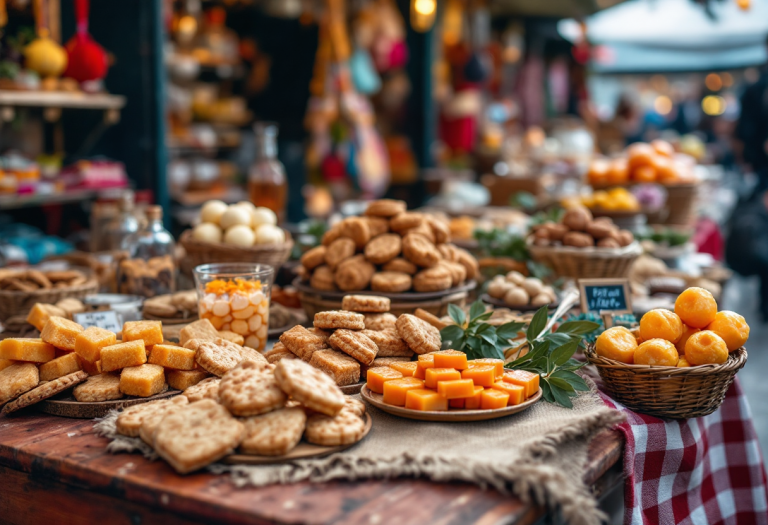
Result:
[118, 206, 176, 297]
[193, 263, 273, 351]
[104, 190, 140, 251]
[248, 122, 287, 222]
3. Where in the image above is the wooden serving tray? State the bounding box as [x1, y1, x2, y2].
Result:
[38, 390, 181, 419]
[222, 412, 372, 465]
[480, 294, 560, 312]
[360, 385, 541, 422]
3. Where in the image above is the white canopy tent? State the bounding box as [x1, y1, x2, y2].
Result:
[558, 0, 768, 72]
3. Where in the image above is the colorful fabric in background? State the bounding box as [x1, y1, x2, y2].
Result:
[599, 380, 768, 525]
[0, 224, 72, 264]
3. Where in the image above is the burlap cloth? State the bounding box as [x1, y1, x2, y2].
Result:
[95, 382, 624, 525]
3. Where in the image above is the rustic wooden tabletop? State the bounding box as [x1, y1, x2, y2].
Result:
[0, 412, 623, 525]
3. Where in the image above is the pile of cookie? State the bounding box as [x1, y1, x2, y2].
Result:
[530, 207, 634, 249]
[114, 357, 368, 474]
[0, 268, 90, 292]
[268, 295, 442, 387]
[299, 199, 478, 293]
[143, 290, 199, 321]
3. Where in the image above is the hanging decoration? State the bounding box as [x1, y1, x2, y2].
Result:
[24, 0, 67, 78]
[64, 0, 108, 83]
[410, 0, 436, 33]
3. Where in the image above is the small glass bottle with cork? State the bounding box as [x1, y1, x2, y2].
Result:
[248, 122, 287, 222]
[118, 205, 176, 297]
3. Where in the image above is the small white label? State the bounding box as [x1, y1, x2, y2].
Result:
[73, 311, 122, 333]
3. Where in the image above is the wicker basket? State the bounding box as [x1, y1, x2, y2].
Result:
[664, 184, 698, 226]
[0, 277, 99, 321]
[585, 344, 747, 419]
[179, 229, 294, 277]
[528, 240, 642, 280]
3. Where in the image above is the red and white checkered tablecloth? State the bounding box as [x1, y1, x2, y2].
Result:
[599, 379, 768, 525]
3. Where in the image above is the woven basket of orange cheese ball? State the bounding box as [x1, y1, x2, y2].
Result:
[528, 241, 642, 280]
[584, 344, 747, 419]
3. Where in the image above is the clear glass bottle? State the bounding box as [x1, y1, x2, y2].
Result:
[118, 206, 177, 297]
[248, 122, 287, 222]
[104, 191, 140, 252]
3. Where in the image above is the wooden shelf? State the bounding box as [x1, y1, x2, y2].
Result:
[0, 189, 101, 210]
[0, 90, 126, 110]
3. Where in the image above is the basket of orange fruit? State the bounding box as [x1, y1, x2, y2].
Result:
[585, 287, 748, 419]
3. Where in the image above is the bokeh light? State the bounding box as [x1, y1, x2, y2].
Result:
[705, 73, 723, 92]
[654, 96, 673, 115]
[702, 95, 726, 116]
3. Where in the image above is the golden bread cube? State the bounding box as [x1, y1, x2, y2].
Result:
[80, 358, 103, 376]
[148, 344, 196, 370]
[309, 349, 361, 386]
[120, 364, 166, 397]
[122, 321, 164, 346]
[0, 359, 16, 372]
[74, 326, 117, 364]
[26, 303, 67, 331]
[39, 352, 82, 382]
[101, 340, 147, 373]
[217, 330, 245, 346]
[166, 369, 210, 391]
[40, 316, 84, 350]
[0, 338, 56, 363]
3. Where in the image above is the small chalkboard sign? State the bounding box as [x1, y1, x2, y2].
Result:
[578, 279, 632, 315]
[73, 311, 122, 333]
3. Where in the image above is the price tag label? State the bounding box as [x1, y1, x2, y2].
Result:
[74, 311, 122, 333]
[578, 279, 632, 315]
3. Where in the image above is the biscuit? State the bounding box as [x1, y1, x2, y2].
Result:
[154, 399, 245, 474]
[179, 319, 219, 348]
[218, 359, 286, 416]
[309, 349, 361, 386]
[280, 326, 327, 362]
[217, 330, 245, 346]
[273, 359, 345, 416]
[455, 246, 479, 280]
[334, 255, 375, 291]
[382, 257, 418, 275]
[414, 308, 452, 330]
[73, 373, 124, 402]
[240, 407, 307, 456]
[310, 265, 337, 291]
[46, 270, 81, 282]
[183, 377, 220, 402]
[321, 225, 343, 246]
[2, 370, 87, 414]
[300, 245, 327, 270]
[116, 395, 189, 437]
[263, 342, 298, 364]
[361, 329, 413, 357]
[427, 217, 451, 244]
[324, 238, 356, 269]
[437, 244, 459, 262]
[364, 199, 406, 217]
[195, 339, 246, 377]
[339, 217, 371, 249]
[314, 310, 366, 330]
[341, 295, 391, 313]
[328, 329, 378, 365]
[363, 313, 398, 331]
[171, 290, 198, 312]
[138, 395, 194, 445]
[389, 212, 424, 233]
[396, 314, 441, 355]
[402, 233, 440, 268]
[365, 217, 389, 237]
[55, 298, 86, 317]
[403, 220, 436, 243]
[413, 265, 453, 292]
[143, 296, 178, 318]
[440, 261, 467, 287]
[344, 397, 366, 418]
[237, 344, 268, 364]
[304, 409, 366, 446]
[26, 269, 52, 289]
[371, 271, 412, 293]
[364, 233, 401, 264]
[310, 327, 332, 344]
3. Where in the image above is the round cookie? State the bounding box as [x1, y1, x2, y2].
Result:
[305, 409, 366, 446]
[413, 265, 453, 292]
[183, 377, 220, 402]
[310, 265, 337, 291]
[364, 233, 402, 264]
[427, 217, 451, 244]
[328, 329, 378, 365]
[321, 225, 343, 246]
[395, 314, 441, 355]
[334, 255, 375, 291]
[371, 272, 412, 293]
[365, 217, 389, 237]
[402, 233, 440, 268]
[324, 238, 356, 269]
[437, 244, 459, 262]
[403, 220, 436, 243]
[273, 359, 345, 417]
[300, 245, 327, 271]
[339, 217, 371, 249]
[364, 199, 407, 217]
[382, 257, 418, 275]
[362, 312, 398, 331]
[361, 329, 412, 357]
[439, 261, 467, 287]
[389, 212, 424, 234]
[218, 359, 286, 416]
[314, 310, 366, 330]
[342, 294, 391, 313]
[454, 246, 479, 280]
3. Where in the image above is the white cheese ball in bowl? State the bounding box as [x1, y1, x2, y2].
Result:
[253, 224, 285, 245]
[192, 222, 223, 243]
[251, 207, 277, 228]
[224, 224, 256, 247]
[200, 200, 228, 225]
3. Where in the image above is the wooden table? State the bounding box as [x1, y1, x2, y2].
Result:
[0, 412, 624, 525]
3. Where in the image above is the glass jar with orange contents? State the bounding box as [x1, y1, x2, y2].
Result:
[192, 263, 274, 351]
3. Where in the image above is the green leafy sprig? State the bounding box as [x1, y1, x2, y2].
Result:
[440, 301, 599, 408]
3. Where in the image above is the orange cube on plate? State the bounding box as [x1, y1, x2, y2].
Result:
[382, 377, 424, 406]
[0, 338, 56, 363]
[461, 365, 496, 387]
[468, 358, 504, 379]
[491, 381, 525, 406]
[424, 368, 461, 389]
[432, 350, 468, 370]
[389, 361, 417, 377]
[503, 370, 540, 398]
[405, 389, 448, 411]
[414, 354, 435, 379]
[464, 386, 485, 409]
[449, 398, 465, 408]
[436, 379, 475, 399]
[366, 367, 404, 394]
[481, 389, 509, 409]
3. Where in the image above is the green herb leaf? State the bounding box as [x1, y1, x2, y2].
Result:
[527, 306, 549, 341]
[551, 370, 590, 391]
[557, 320, 601, 335]
[473, 311, 495, 323]
[483, 342, 505, 360]
[440, 325, 465, 344]
[448, 304, 466, 327]
[496, 322, 526, 340]
[551, 339, 580, 366]
[540, 380, 555, 403]
[469, 301, 486, 322]
[542, 332, 574, 346]
[548, 377, 575, 392]
[548, 380, 574, 408]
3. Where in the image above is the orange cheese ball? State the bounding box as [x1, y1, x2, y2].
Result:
[366, 367, 404, 394]
[634, 338, 679, 366]
[468, 358, 504, 379]
[705, 311, 750, 352]
[677, 357, 691, 368]
[503, 370, 540, 398]
[674, 287, 718, 329]
[675, 325, 700, 356]
[639, 309, 683, 343]
[436, 379, 475, 399]
[595, 326, 638, 363]
[685, 331, 728, 365]
[481, 389, 509, 409]
[413, 354, 435, 380]
[424, 368, 460, 389]
[432, 350, 468, 370]
[461, 365, 496, 387]
[405, 389, 448, 411]
[491, 381, 526, 405]
[382, 377, 424, 406]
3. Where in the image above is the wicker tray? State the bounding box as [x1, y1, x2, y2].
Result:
[585, 344, 747, 419]
[179, 229, 294, 277]
[0, 275, 99, 322]
[528, 240, 642, 280]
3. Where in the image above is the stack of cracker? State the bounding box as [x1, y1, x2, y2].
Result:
[115, 358, 369, 474]
[298, 199, 479, 293]
[268, 295, 443, 387]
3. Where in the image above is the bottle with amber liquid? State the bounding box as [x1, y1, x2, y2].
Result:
[118, 206, 176, 298]
[248, 122, 287, 222]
